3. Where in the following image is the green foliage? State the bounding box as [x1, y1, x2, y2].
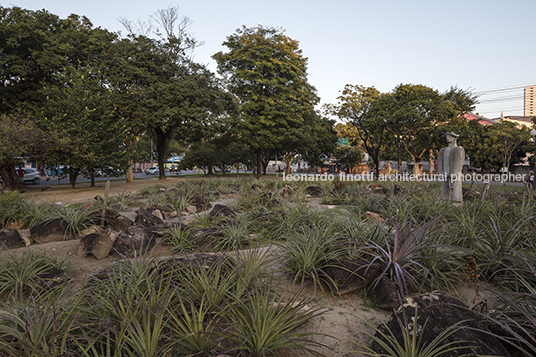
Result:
[282, 223, 346, 291]
[356, 308, 472, 357]
[0, 250, 69, 302]
[214, 218, 252, 251]
[223, 283, 326, 357]
[40, 65, 130, 187]
[214, 25, 323, 177]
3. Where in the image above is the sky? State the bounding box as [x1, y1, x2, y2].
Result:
[6, 0, 536, 119]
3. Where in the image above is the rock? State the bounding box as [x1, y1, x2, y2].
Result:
[323, 258, 382, 295]
[169, 211, 178, 218]
[147, 207, 165, 221]
[186, 205, 197, 214]
[113, 225, 154, 257]
[365, 211, 384, 223]
[369, 276, 400, 310]
[372, 293, 511, 357]
[0, 228, 25, 250]
[209, 204, 237, 220]
[79, 228, 118, 260]
[189, 228, 222, 245]
[373, 187, 388, 194]
[80, 201, 96, 210]
[35, 267, 69, 290]
[280, 184, 295, 197]
[105, 209, 133, 232]
[7, 219, 24, 229]
[305, 186, 323, 197]
[30, 218, 72, 244]
[134, 207, 164, 227]
[191, 194, 212, 212]
[79, 226, 103, 237]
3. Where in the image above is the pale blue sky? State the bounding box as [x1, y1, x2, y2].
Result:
[6, 0, 536, 118]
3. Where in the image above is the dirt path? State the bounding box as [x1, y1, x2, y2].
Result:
[20, 177, 184, 206]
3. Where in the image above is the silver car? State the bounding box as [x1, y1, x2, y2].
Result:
[0, 167, 42, 184]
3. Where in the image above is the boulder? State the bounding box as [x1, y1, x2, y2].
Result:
[134, 207, 164, 227]
[365, 211, 384, 223]
[113, 225, 154, 257]
[79, 228, 118, 260]
[30, 218, 72, 244]
[147, 207, 165, 221]
[371, 293, 511, 357]
[305, 186, 323, 197]
[105, 209, 133, 232]
[368, 276, 400, 310]
[186, 205, 197, 214]
[191, 194, 212, 212]
[0, 228, 25, 250]
[323, 258, 382, 295]
[35, 267, 69, 290]
[209, 204, 237, 220]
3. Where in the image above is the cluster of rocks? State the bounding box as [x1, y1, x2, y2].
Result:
[323, 258, 511, 356]
[0, 191, 237, 262]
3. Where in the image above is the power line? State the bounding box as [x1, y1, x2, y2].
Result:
[473, 83, 535, 95]
[478, 96, 524, 104]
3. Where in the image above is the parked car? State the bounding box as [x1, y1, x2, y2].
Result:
[0, 167, 42, 184]
[22, 168, 42, 183]
[145, 167, 159, 175]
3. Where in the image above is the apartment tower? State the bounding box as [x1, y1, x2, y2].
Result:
[525, 84, 536, 117]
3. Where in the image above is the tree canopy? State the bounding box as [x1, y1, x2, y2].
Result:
[214, 25, 320, 178]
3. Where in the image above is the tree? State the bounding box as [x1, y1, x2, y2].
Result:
[0, 112, 55, 190]
[468, 121, 530, 171]
[40, 66, 129, 188]
[329, 85, 394, 177]
[393, 84, 455, 176]
[113, 7, 234, 181]
[334, 145, 363, 170]
[213, 25, 320, 178]
[0, 6, 115, 115]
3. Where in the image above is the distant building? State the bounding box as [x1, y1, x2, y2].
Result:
[525, 84, 536, 117]
[492, 112, 534, 128]
[462, 112, 496, 125]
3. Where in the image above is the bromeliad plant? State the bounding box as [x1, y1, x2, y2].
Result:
[282, 222, 346, 292]
[352, 212, 447, 297]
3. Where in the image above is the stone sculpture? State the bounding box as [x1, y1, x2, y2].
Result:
[438, 132, 465, 204]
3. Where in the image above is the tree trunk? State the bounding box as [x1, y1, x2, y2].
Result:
[0, 162, 25, 190]
[397, 137, 403, 176]
[155, 128, 173, 181]
[285, 153, 292, 175]
[428, 149, 434, 176]
[69, 168, 79, 189]
[256, 148, 261, 179]
[90, 171, 96, 187]
[126, 160, 134, 183]
[412, 155, 420, 177]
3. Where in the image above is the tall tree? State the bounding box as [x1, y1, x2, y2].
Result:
[213, 25, 319, 178]
[40, 66, 129, 188]
[112, 6, 233, 181]
[0, 6, 115, 114]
